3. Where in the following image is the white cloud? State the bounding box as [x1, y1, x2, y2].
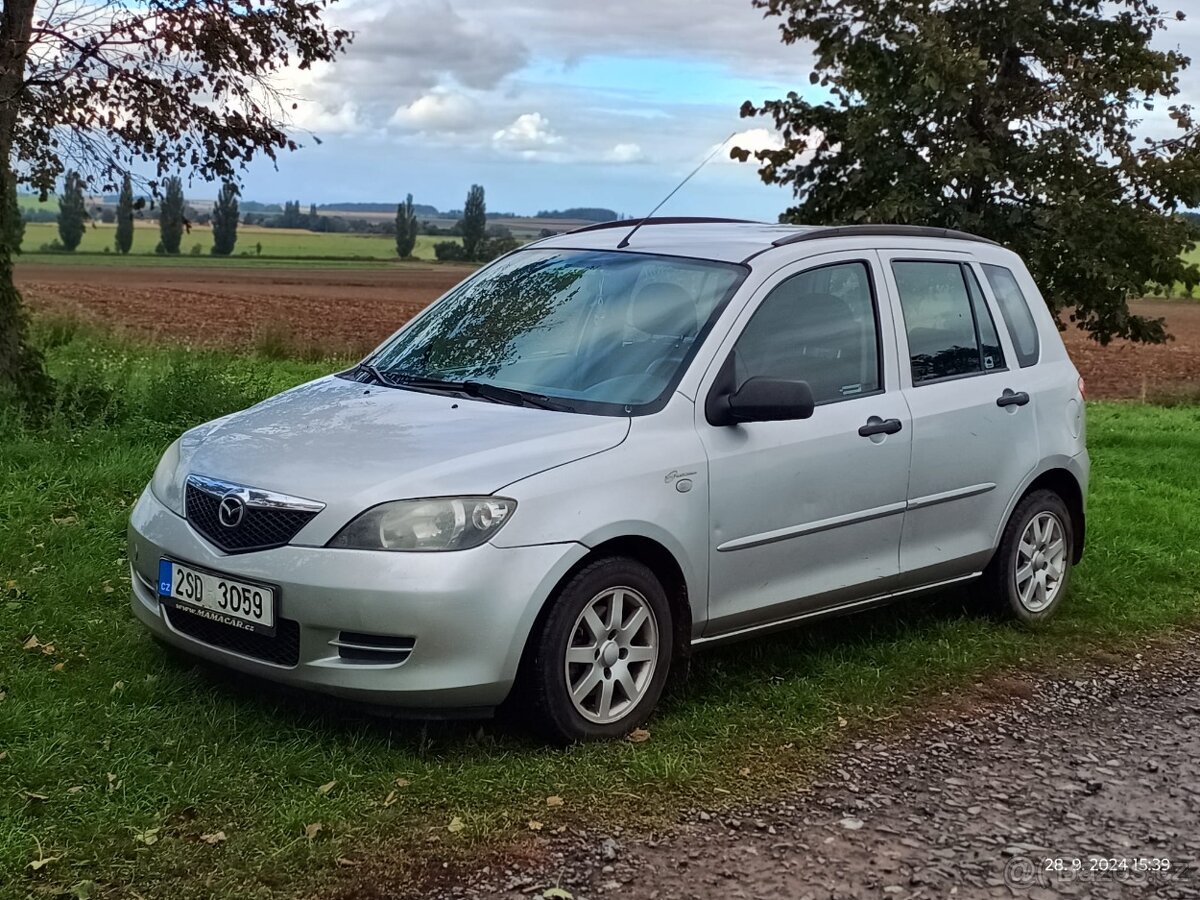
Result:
[293, 100, 363, 135]
[390, 90, 478, 132]
[721, 127, 783, 161]
[605, 142, 645, 163]
[492, 112, 564, 156]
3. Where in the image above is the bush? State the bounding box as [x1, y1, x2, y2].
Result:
[190, 243, 203, 256]
[479, 236, 519, 262]
[38, 239, 65, 252]
[433, 240, 466, 261]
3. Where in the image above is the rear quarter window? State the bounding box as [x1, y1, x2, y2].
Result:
[982, 264, 1040, 368]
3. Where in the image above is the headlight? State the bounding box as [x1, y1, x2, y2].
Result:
[328, 497, 516, 552]
[149, 439, 184, 515]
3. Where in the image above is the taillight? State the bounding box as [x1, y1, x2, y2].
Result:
[1078, 376, 1086, 400]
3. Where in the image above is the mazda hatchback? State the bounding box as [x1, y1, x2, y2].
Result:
[129, 220, 1087, 741]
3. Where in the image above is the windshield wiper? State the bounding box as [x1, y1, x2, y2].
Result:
[383, 372, 574, 412]
[354, 361, 397, 387]
[461, 381, 574, 412]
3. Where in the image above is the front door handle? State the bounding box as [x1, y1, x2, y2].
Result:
[996, 389, 1030, 408]
[858, 416, 903, 437]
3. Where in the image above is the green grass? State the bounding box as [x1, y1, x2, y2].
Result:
[18, 221, 460, 262]
[2, 327, 1199, 899]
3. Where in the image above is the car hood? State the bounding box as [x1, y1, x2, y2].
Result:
[179, 376, 629, 542]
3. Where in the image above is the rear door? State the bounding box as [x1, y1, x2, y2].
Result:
[878, 251, 1039, 585]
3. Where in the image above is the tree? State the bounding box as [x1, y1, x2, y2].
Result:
[2, 173, 22, 253]
[57, 170, 87, 251]
[395, 194, 419, 258]
[158, 177, 185, 255]
[735, 1, 1200, 345]
[211, 182, 239, 256]
[115, 174, 134, 255]
[459, 184, 487, 261]
[0, 0, 350, 405]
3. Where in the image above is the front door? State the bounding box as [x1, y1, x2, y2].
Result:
[699, 254, 912, 635]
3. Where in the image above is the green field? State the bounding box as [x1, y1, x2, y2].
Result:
[18, 221, 459, 262]
[2, 324, 1198, 899]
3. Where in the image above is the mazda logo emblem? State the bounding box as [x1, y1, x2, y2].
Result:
[217, 494, 246, 528]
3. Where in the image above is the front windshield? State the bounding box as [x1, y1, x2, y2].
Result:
[369, 248, 747, 415]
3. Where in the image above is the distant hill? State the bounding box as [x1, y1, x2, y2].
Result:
[536, 207, 619, 222]
[319, 202, 441, 217]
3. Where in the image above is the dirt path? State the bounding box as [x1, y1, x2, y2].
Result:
[406, 637, 1200, 900]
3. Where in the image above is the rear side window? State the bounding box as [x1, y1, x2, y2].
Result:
[982, 264, 1040, 367]
[892, 260, 1007, 384]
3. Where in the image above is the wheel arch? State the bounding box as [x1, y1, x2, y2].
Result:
[1000, 464, 1086, 564]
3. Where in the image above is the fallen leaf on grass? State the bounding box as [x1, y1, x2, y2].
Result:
[447, 816, 465, 834]
[626, 728, 651, 743]
[394, 777, 410, 788]
[837, 716, 848, 728]
[111, 681, 125, 694]
[738, 767, 751, 777]
[52, 514, 78, 526]
[106, 773, 122, 792]
[336, 857, 359, 868]
[317, 780, 337, 796]
[527, 820, 543, 831]
[134, 827, 160, 846]
[199, 831, 226, 845]
[543, 889, 573, 900]
[303, 822, 323, 841]
[22, 635, 40, 650]
[27, 854, 61, 871]
[545, 795, 563, 807]
[67, 786, 83, 794]
[52, 663, 65, 672]
[41, 643, 55, 656]
[23, 791, 49, 802]
[383, 790, 398, 807]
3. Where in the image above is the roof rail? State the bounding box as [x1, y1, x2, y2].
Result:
[567, 216, 760, 235]
[771, 224, 1000, 247]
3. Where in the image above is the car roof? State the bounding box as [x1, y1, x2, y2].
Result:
[530, 218, 1000, 264]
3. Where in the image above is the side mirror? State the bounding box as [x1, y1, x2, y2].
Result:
[713, 376, 815, 426]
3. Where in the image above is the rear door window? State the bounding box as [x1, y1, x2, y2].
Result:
[892, 260, 1007, 384]
[982, 264, 1040, 367]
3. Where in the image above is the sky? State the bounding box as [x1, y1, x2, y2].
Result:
[233, 0, 1200, 220]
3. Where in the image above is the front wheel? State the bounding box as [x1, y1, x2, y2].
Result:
[982, 489, 1074, 623]
[526, 556, 673, 742]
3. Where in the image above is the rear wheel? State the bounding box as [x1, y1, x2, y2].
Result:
[526, 556, 672, 742]
[982, 489, 1074, 623]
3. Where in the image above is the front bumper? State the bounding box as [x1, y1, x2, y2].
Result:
[128, 487, 588, 709]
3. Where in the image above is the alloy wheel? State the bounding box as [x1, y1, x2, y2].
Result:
[563, 586, 659, 724]
[1015, 511, 1068, 612]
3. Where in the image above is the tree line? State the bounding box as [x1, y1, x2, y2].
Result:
[49, 172, 239, 256]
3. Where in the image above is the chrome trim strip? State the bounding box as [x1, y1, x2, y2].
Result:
[691, 573, 981, 646]
[328, 639, 415, 653]
[186, 474, 325, 513]
[717, 501, 907, 552]
[906, 482, 996, 511]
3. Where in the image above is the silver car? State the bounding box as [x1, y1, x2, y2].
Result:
[129, 220, 1087, 741]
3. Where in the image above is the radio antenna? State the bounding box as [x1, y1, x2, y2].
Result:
[616, 132, 737, 249]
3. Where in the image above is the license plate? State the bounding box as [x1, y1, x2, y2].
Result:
[158, 559, 276, 636]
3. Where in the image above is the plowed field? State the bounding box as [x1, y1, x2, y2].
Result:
[16, 262, 1200, 399]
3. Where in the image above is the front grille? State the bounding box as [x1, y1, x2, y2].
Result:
[334, 631, 416, 665]
[186, 484, 319, 554]
[165, 604, 301, 667]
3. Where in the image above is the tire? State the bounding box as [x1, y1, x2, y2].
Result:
[525, 556, 673, 743]
[981, 489, 1075, 624]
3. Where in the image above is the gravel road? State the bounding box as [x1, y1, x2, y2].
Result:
[414, 635, 1200, 900]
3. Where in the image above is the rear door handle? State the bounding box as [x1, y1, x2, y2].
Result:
[858, 416, 903, 437]
[996, 389, 1030, 408]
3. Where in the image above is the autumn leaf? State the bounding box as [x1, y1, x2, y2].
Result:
[543, 889, 573, 900]
[27, 853, 61, 871]
[447, 816, 465, 834]
[738, 767, 751, 777]
[133, 826, 160, 846]
[837, 716, 848, 728]
[626, 728, 651, 743]
[545, 795, 563, 807]
[336, 857, 359, 868]
[394, 777, 410, 788]
[199, 831, 226, 845]
[52, 663, 65, 672]
[383, 790, 398, 808]
[111, 681, 126, 694]
[527, 820, 544, 831]
[23, 791, 49, 802]
[303, 822, 323, 841]
[317, 780, 336, 796]
[22, 635, 40, 650]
